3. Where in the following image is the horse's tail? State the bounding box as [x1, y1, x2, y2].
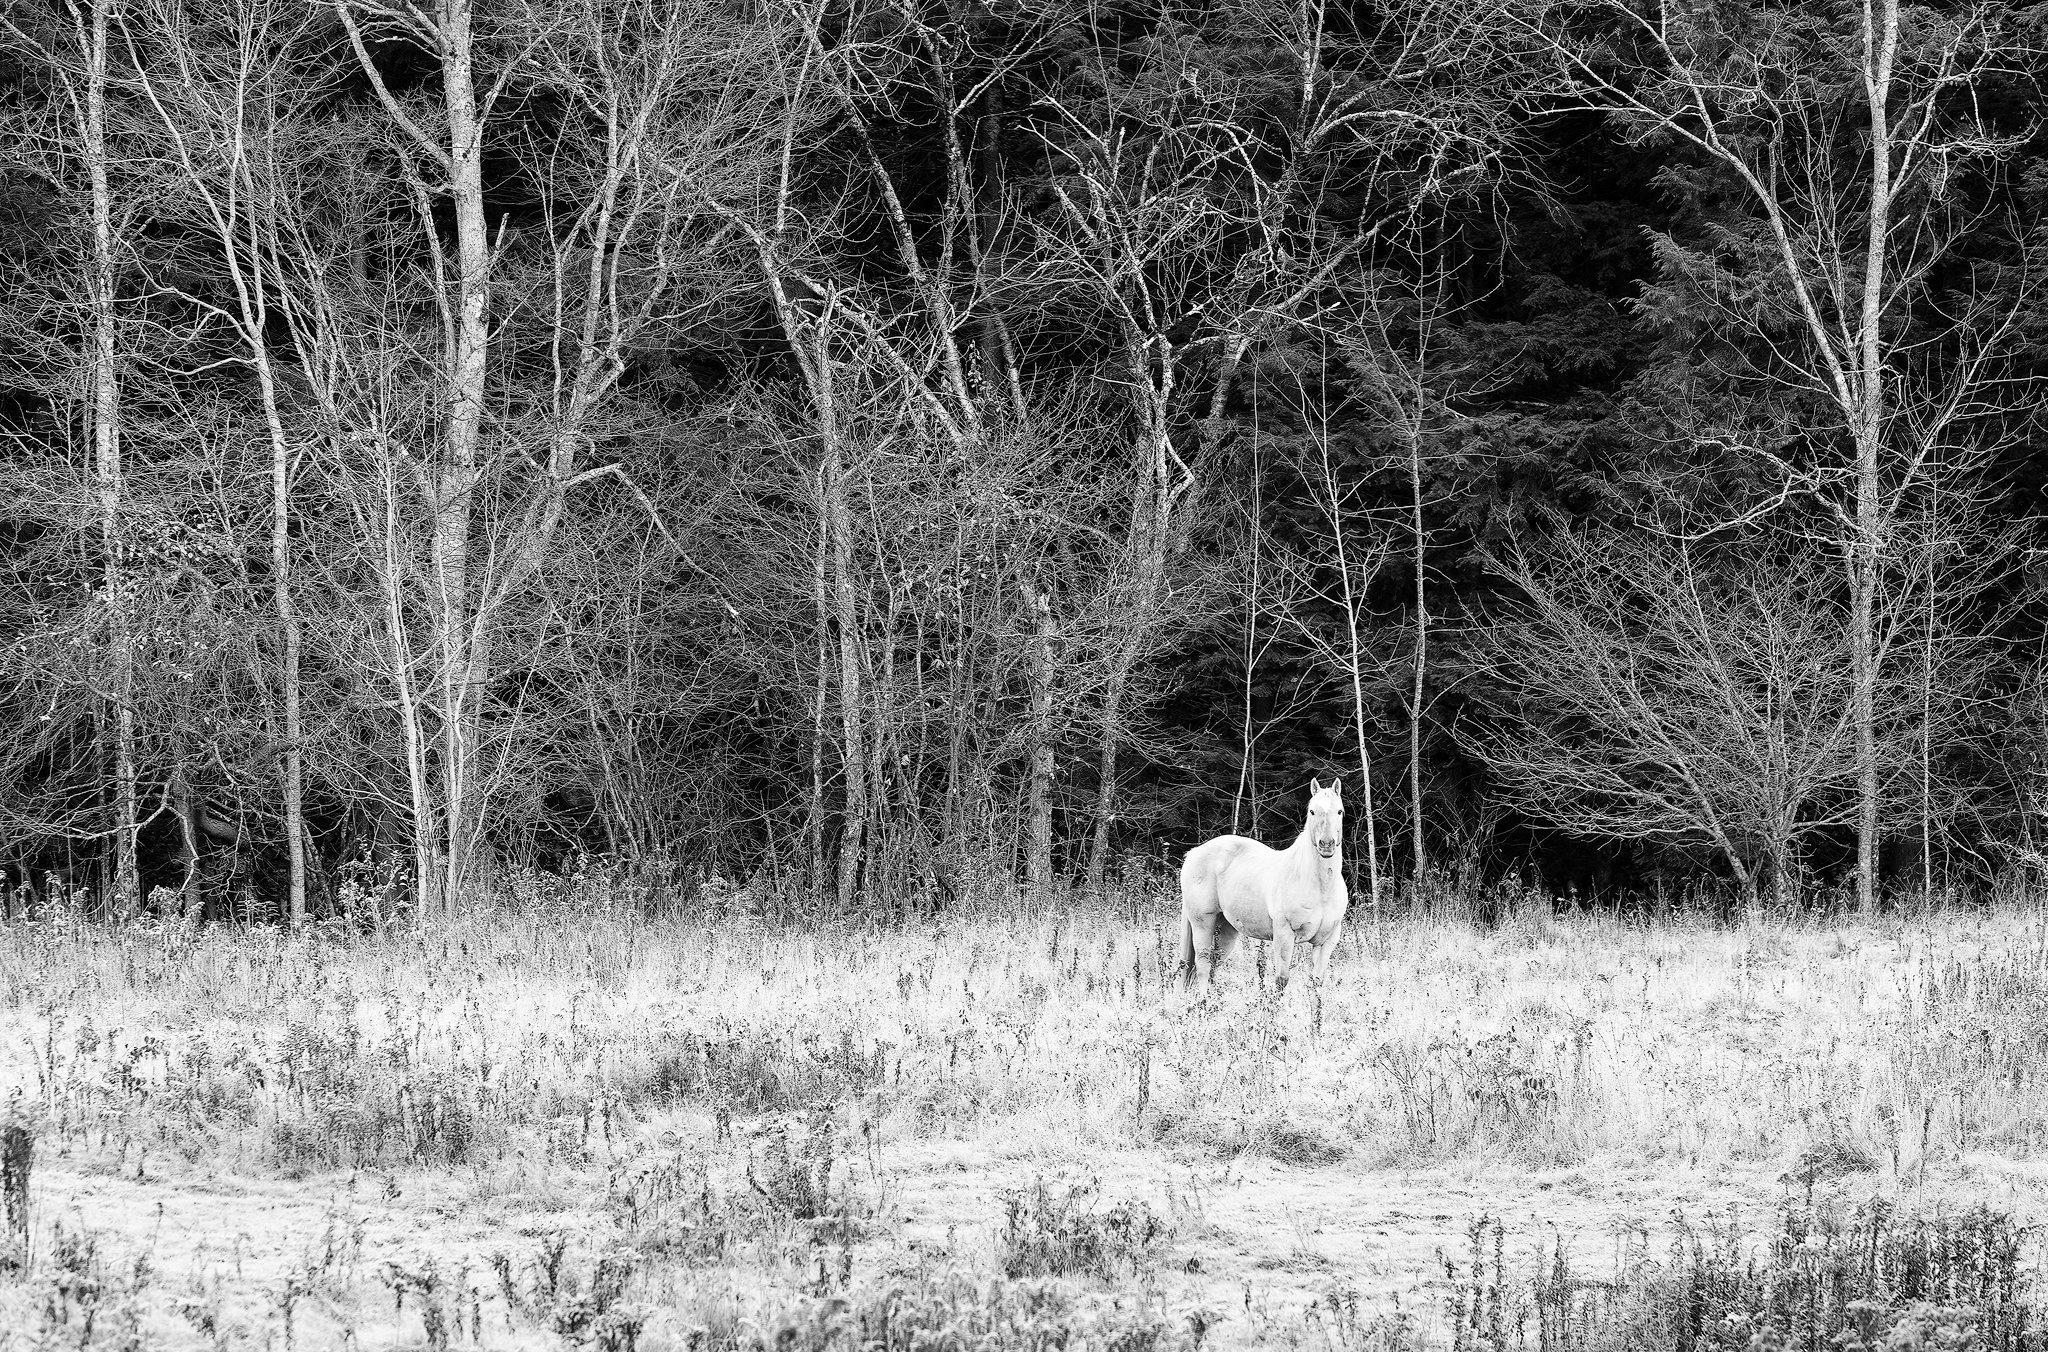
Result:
[1174, 913, 1195, 988]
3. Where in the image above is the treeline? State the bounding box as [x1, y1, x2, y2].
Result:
[0, 0, 2042, 920]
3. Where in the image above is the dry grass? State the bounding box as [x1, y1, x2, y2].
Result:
[3, 876, 2048, 1348]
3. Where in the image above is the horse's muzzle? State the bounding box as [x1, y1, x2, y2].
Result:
[1316, 842, 1336, 858]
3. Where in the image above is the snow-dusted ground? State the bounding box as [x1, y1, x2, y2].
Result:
[4, 901, 2045, 1348]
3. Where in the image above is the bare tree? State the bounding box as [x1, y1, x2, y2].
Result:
[322, 0, 500, 911]
[1336, 213, 1494, 884]
[1264, 377, 1396, 907]
[121, 0, 326, 921]
[1526, 0, 2038, 906]
[691, 0, 1112, 904]
[1014, 0, 1536, 897]
[1020, 17, 1307, 894]
[312, 0, 769, 910]
[75, 0, 134, 918]
[1470, 524, 1988, 907]
[1, 0, 143, 915]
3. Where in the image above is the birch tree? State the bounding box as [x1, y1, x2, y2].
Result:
[1336, 214, 1488, 885]
[1527, 0, 2037, 906]
[323, 0, 501, 912]
[1, 0, 142, 915]
[321, 0, 765, 910]
[122, 0, 322, 921]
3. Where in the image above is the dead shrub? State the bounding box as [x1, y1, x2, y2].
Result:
[996, 1176, 1170, 1282]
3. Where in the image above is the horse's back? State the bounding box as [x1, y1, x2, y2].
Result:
[1181, 835, 1269, 917]
[1182, 833, 1250, 892]
[1183, 833, 1257, 871]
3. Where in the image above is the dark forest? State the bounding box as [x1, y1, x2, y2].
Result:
[4, 0, 2045, 921]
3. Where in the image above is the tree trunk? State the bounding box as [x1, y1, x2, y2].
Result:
[817, 364, 866, 912]
[1336, 548, 1382, 913]
[1085, 674, 1124, 895]
[1770, 828, 1800, 912]
[1737, 860, 1760, 925]
[943, 638, 967, 851]
[1408, 430, 1427, 883]
[240, 246, 306, 926]
[1085, 449, 1153, 896]
[1234, 434, 1262, 836]
[1850, 0, 1898, 913]
[1088, 414, 1177, 895]
[338, 0, 493, 917]
[868, 583, 901, 892]
[1851, 529, 1879, 911]
[430, 472, 479, 913]
[1320, 447, 1382, 912]
[270, 429, 307, 924]
[1020, 581, 1056, 897]
[1921, 494, 1936, 901]
[431, 0, 491, 915]
[1087, 600, 1158, 893]
[174, 769, 202, 920]
[80, 0, 138, 920]
[808, 579, 829, 906]
[381, 459, 439, 916]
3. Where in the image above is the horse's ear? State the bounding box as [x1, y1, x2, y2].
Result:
[1308, 777, 1323, 795]
[1330, 777, 1343, 799]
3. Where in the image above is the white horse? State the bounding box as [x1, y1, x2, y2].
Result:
[1176, 778, 1349, 994]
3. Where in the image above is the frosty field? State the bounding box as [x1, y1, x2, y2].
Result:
[3, 887, 2045, 1350]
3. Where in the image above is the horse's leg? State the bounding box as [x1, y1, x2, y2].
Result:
[1189, 911, 1221, 990]
[1179, 846, 1216, 991]
[1210, 920, 1241, 988]
[1269, 923, 1299, 996]
[1311, 921, 1341, 985]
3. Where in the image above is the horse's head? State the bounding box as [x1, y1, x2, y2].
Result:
[1306, 777, 1344, 860]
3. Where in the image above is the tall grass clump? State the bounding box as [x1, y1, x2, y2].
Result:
[1446, 1201, 2041, 1352]
[674, 1266, 1182, 1352]
[1, 1098, 31, 1274]
[996, 1177, 1171, 1281]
